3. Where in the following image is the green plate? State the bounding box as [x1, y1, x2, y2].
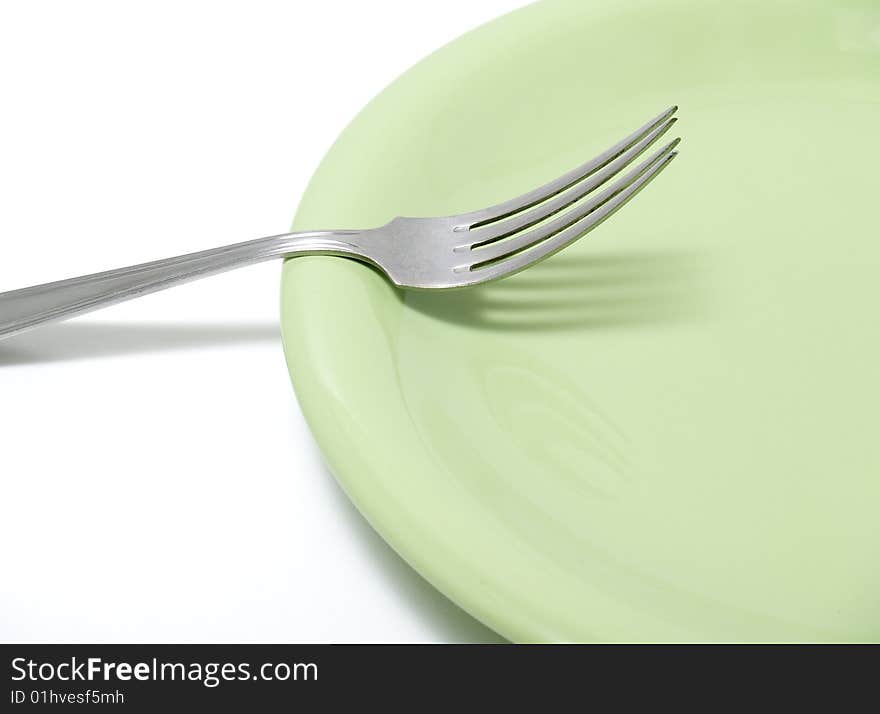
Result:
[281, 0, 880, 642]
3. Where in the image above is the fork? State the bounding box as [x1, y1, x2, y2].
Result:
[0, 107, 680, 341]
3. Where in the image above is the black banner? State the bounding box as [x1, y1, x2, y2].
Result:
[1, 644, 874, 710]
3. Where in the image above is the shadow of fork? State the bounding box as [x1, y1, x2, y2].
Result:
[0, 321, 280, 366]
[404, 248, 708, 333]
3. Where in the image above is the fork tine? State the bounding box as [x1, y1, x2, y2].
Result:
[465, 139, 679, 265]
[466, 117, 678, 247]
[458, 106, 677, 228]
[466, 151, 678, 281]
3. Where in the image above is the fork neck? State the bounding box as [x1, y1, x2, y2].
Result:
[257, 230, 368, 260]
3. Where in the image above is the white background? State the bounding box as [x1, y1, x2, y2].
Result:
[0, 0, 525, 643]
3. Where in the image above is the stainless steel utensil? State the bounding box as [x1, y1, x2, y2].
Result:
[0, 107, 680, 340]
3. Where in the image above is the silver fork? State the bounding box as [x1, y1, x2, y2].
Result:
[0, 107, 680, 341]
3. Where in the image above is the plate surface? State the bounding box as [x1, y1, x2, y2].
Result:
[281, 0, 880, 642]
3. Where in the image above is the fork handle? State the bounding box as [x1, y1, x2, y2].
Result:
[0, 231, 363, 340]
